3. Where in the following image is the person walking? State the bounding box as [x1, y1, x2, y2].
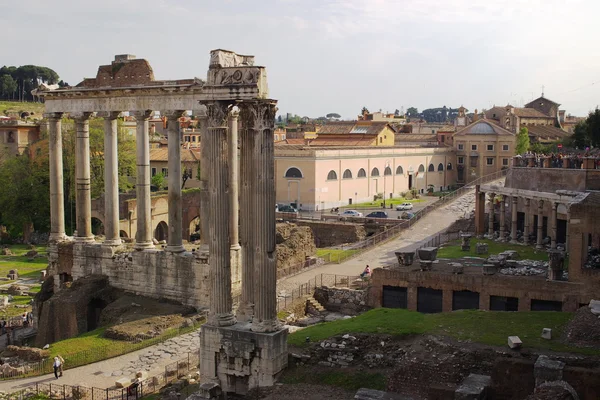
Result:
[58, 354, 65, 377]
[53, 356, 61, 379]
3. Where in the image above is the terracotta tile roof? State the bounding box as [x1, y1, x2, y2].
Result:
[525, 125, 569, 140]
[149, 148, 200, 162]
[513, 108, 550, 118]
[309, 135, 376, 146]
[277, 138, 307, 145]
[316, 121, 390, 135]
[395, 134, 438, 143]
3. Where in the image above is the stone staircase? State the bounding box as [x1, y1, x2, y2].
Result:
[305, 297, 326, 315]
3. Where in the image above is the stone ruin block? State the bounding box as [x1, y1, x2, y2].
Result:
[541, 328, 552, 340]
[534, 355, 565, 387]
[590, 299, 600, 315]
[508, 336, 522, 349]
[115, 377, 131, 388]
[395, 251, 415, 266]
[355, 388, 414, 399]
[499, 250, 518, 260]
[455, 373, 492, 399]
[482, 264, 497, 275]
[475, 243, 488, 255]
[189, 382, 223, 400]
[0, 296, 8, 307]
[420, 260, 433, 271]
[547, 250, 565, 281]
[417, 247, 438, 261]
[461, 233, 473, 251]
[449, 262, 463, 274]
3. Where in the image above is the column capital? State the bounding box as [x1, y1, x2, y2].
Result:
[512, 196, 518, 204]
[131, 110, 154, 120]
[163, 110, 186, 121]
[195, 104, 208, 119]
[239, 100, 278, 131]
[97, 111, 122, 120]
[71, 112, 94, 121]
[44, 112, 64, 120]
[205, 101, 230, 127]
[538, 199, 544, 208]
[228, 105, 240, 120]
[525, 198, 531, 205]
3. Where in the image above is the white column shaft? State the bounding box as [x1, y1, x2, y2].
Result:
[47, 114, 66, 241]
[75, 116, 93, 241]
[103, 114, 121, 245]
[166, 112, 184, 253]
[134, 112, 154, 249]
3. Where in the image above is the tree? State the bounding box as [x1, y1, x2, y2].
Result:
[571, 121, 590, 149]
[394, 109, 400, 116]
[151, 173, 165, 190]
[326, 113, 341, 119]
[406, 107, 418, 116]
[360, 107, 369, 116]
[516, 127, 530, 154]
[0, 75, 17, 100]
[586, 108, 600, 147]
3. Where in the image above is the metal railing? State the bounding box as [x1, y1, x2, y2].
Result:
[5, 351, 200, 400]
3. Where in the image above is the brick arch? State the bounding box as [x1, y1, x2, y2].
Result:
[154, 221, 168, 241]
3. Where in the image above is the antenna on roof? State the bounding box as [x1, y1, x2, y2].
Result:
[542, 85, 545, 97]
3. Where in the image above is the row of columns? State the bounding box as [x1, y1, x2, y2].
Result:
[46, 110, 186, 251]
[486, 193, 569, 251]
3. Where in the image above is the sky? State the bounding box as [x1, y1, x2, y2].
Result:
[2, 0, 599, 119]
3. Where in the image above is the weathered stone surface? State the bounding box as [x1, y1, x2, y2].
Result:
[115, 377, 131, 388]
[534, 355, 565, 386]
[455, 373, 491, 399]
[508, 336, 522, 349]
[541, 328, 552, 340]
[354, 387, 414, 399]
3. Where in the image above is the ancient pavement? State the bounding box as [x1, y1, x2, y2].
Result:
[0, 184, 492, 392]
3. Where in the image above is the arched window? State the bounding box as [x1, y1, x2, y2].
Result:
[357, 168, 366, 178]
[447, 163, 453, 171]
[371, 168, 380, 177]
[437, 163, 444, 171]
[327, 170, 338, 180]
[418, 164, 425, 173]
[396, 165, 404, 175]
[428, 164, 435, 172]
[285, 167, 303, 178]
[343, 169, 353, 179]
[384, 167, 392, 176]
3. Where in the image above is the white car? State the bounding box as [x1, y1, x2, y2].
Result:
[338, 210, 363, 219]
[396, 202, 413, 211]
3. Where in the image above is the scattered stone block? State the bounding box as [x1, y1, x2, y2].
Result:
[589, 299, 600, 315]
[193, 382, 222, 399]
[541, 328, 552, 340]
[115, 377, 131, 388]
[455, 374, 492, 399]
[395, 251, 415, 266]
[482, 264, 497, 275]
[418, 247, 438, 261]
[460, 233, 472, 251]
[449, 263, 463, 274]
[0, 296, 8, 307]
[475, 243, 488, 254]
[135, 371, 148, 380]
[534, 355, 565, 386]
[354, 387, 414, 399]
[508, 336, 522, 349]
[0, 248, 12, 256]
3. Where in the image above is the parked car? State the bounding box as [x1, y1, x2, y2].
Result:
[276, 204, 298, 213]
[338, 210, 363, 219]
[400, 211, 415, 220]
[396, 202, 413, 211]
[365, 211, 388, 219]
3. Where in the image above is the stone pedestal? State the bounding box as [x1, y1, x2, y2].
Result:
[547, 250, 565, 281]
[482, 264, 497, 275]
[475, 243, 488, 255]
[460, 233, 472, 251]
[417, 247, 438, 261]
[200, 323, 288, 395]
[395, 251, 415, 266]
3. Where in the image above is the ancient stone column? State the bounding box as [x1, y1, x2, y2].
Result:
[205, 101, 235, 327]
[488, 193, 495, 236]
[228, 107, 241, 284]
[101, 112, 122, 246]
[165, 110, 186, 253]
[245, 101, 279, 333]
[536, 200, 544, 250]
[73, 112, 94, 242]
[197, 106, 209, 248]
[132, 110, 154, 250]
[47, 113, 66, 242]
[499, 196, 506, 240]
[551, 202, 558, 249]
[565, 209, 570, 252]
[511, 196, 518, 243]
[523, 198, 531, 245]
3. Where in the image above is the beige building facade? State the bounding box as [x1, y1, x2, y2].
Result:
[275, 146, 456, 210]
[0, 119, 40, 156]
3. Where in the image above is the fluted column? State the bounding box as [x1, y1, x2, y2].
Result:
[101, 112, 122, 246]
[510, 196, 518, 243]
[499, 196, 506, 240]
[73, 113, 94, 242]
[197, 106, 209, 248]
[132, 110, 154, 250]
[523, 198, 530, 245]
[488, 193, 495, 236]
[551, 202, 558, 249]
[46, 113, 66, 242]
[536, 200, 544, 249]
[228, 107, 242, 288]
[165, 110, 186, 253]
[205, 101, 235, 327]
[245, 101, 279, 333]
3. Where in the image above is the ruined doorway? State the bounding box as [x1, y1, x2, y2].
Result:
[91, 218, 104, 235]
[382, 286, 407, 308]
[452, 290, 480, 310]
[189, 216, 201, 242]
[87, 298, 107, 331]
[155, 221, 168, 242]
[417, 287, 442, 313]
[557, 219, 567, 245]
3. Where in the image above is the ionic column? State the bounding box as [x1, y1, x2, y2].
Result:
[132, 110, 154, 250]
[205, 101, 235, 327]
[197, 106, 209, 248]
[165, 110, 186, 253]
[46, 113, 66, 242]
[100, 112, 122, 246]
[536, 200, 544, 249]
[511, 196, 518, 243]
[73, 113, 94, 242]
[523, 198, 531, 245]
[499, 196, 506, 240]
[245, 101, 279, 333]
[228, 107, 241, 285]
[551, 202, 558, 249]
[488, 193, 495, 236]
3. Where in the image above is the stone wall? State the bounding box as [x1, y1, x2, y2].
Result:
[313, 286, 370, 314]
[296, 221, 367, 248]
[276, 223, 317, 270]
[505, 168, 600, 192]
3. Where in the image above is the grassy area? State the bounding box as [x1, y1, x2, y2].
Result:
[0, 295, 33, 318]
[0, 101, 46, 117]
[344, 197, 424, 208]
[0, 244, 48, 280]
[316, 248, 358, 263]
[289, 308, 599, 355]
[281, 368, 386, 392]
[437, 239, 548, 261]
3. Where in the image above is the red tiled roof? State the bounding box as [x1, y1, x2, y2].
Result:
[149, 148, 200, 162]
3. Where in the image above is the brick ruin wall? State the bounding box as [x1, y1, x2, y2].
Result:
[295, 220, 369, 247]
[313, 286, 370, 315]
